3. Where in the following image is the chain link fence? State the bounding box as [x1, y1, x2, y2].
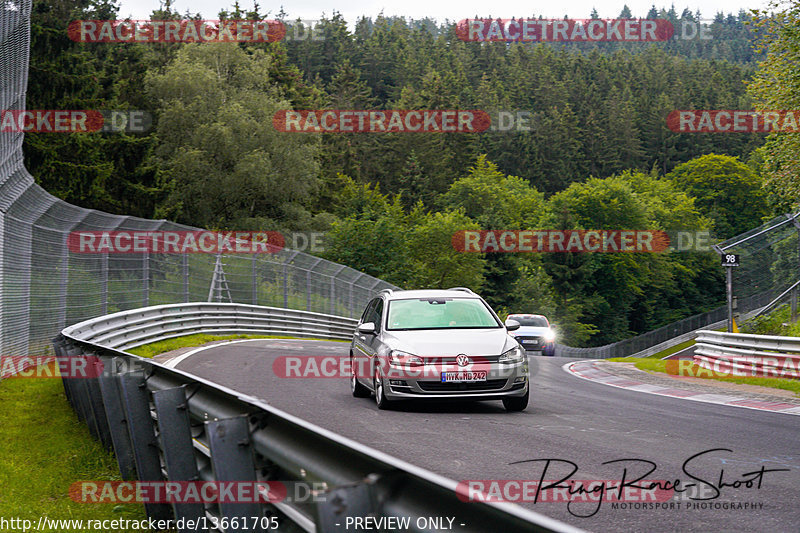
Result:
[0, 0, 397, 363]
[3, 0, 798, 365]
[557, 212, 800, 358]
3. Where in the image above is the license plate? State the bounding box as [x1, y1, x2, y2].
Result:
[522, 342, 539, 348]
[442, 371, 487, 383]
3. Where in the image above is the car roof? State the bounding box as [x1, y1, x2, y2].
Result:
[507, 313, 546, 318]
[381, 289, 481, 301]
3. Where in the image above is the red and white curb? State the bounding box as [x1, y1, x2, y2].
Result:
[564, 360, 800, 417]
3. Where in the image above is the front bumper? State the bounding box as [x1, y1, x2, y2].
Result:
[514, 336, 554, 355]
[381, 359, 529, 400]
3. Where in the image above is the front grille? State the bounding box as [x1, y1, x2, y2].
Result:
[421, 355, 501, 364]
[417, 379, 508, 392]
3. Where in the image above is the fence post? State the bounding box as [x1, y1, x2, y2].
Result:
[282, 251, 298, 309]
[252, 254, 258, 305]
[307, 258, 323, 312]
[331, 266, 346, 316]
[182, 254, 189, 303]
[59, 241, 69, 329]
[351, 274, 366, 318]
[100, 252, 108, 315]
[142, 251, 150, 307]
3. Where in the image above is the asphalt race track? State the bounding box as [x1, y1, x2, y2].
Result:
[160, 339, 800, 533]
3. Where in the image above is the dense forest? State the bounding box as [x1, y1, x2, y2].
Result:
[22, 0, 798, 346]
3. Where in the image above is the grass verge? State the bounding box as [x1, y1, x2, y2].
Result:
[0, 332, 350, 529]
[0, 374, 147, 531]
[646, 339, 695, 359]
[127, 332, 348, 358]
[607, 357, 800, 397]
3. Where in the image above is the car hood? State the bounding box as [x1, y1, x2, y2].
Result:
[382, 328, 517, 356]
[511, 326, 552, 337]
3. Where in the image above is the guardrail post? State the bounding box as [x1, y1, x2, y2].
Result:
[317, 483, 375, 533]
[60, 344, 91, 425]
[97, 356, 137, 480]
[152, 387, 206, 530]
[98, 360, 137, 477]
[83, 358, 113, 450]
[118, 372, 173, 521]
[206, 416, 266, 532]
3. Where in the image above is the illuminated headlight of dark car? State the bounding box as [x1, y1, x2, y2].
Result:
[389, 350, 423, 366]
[499, 345, 524, 363]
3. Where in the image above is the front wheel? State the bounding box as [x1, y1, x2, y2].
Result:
[503, 390, 529, 412]
[374, 367, 393, 410]
[351, 355, 370, 398]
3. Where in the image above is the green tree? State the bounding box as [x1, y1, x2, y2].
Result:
[666, 154, 768, 237]
[748, 0, 800, 212]
[146, 44, 320, 229]
[405, 209, 486, 289]
[441, 155, 546, 307]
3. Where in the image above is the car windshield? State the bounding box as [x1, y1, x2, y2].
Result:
[508, 316, 549, 327]
[386, 297, 501, 330]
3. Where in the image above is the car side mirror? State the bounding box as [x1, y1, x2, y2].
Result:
[505, 319, 520, 331]
[357, 322, 376, 335]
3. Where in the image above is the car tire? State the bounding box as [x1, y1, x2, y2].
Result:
[351, 355, 370, 398]
[374, 366, 393, 410]
[502, 390, 529, 412]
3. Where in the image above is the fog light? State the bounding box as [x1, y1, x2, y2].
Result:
[514, 376, 527, 383]
[390, 380, 407, 386]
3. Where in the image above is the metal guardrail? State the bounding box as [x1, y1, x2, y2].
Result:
[55, 303, 580, 533]
[63, 302, 360, 351]
[694, 330, 800, 377]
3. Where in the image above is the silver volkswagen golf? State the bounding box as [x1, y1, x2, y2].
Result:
[350, 288, 529, 411]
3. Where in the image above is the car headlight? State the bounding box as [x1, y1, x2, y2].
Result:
[390, 350, 423, 366]
[544, 329, 556, 343]
[499, 346, 524, 363]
